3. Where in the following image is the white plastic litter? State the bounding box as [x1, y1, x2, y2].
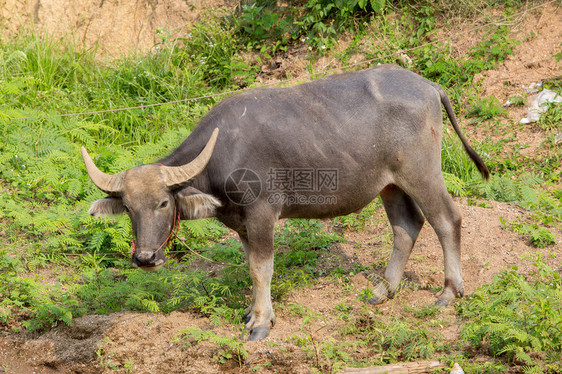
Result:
[522, 81, 543, 94]
[519, 88, 562, 124]
[450, 362, 465, 374]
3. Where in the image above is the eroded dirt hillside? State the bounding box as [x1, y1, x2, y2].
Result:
[0, 0, 230, 57]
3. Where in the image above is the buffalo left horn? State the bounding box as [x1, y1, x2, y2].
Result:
[161, 128, 219, 189]
[81, 147, 125, 195]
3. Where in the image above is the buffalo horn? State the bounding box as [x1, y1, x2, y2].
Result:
[81, 147, 124, 195]
[162, 128, 219, 189]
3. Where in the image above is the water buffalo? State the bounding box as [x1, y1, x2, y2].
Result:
[82, 64, 489, 341]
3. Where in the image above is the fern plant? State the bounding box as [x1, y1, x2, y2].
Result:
[457, 254, 562, 370]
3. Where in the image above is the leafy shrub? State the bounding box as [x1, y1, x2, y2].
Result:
[236, 3, 292, 49]
[457, 255, 562, 370]
[179, 14, 255, 88]
[236, 0, 389, 53]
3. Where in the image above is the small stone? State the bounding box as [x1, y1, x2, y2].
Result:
[450, 362, 465, 374]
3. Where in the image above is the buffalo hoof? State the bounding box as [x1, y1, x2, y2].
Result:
[435, 284, 463, 307]
[434, 298, 450, 307]
[247, 327, 269, 341]
[365, 281, 392, 305]
[366, 296, 385, 305]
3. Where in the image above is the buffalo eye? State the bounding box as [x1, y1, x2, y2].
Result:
[123, 205, 130, 213]
[159, 200, 169, 209]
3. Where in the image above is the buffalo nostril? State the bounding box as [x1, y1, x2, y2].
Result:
[132, 250, 165, 270]
[135, 251, 156, 265]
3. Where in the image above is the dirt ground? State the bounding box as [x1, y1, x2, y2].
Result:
[0, 0, 233, 58]
[0, 2, 561, 374]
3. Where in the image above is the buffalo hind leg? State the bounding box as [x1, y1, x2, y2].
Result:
[407, 179, 464, 306]
[238, 213, 276, 341]
[368, 185, 425, 304]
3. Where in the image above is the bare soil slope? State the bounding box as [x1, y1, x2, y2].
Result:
[0, 0, 231, 58]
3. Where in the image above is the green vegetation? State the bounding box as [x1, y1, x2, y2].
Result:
[177, 327, 249, 365]
[458, 254, 561, 372]
[0, 0, 560, 372]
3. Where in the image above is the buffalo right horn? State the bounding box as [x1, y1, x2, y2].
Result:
[81, 147, 124, 195]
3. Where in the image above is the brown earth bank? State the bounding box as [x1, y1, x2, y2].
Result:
[0, 0, 232, 58]
[0, 1, 561, 374]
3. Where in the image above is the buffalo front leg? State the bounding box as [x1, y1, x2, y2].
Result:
[238, 216, 276, 341]
[368, 185, 425, 305]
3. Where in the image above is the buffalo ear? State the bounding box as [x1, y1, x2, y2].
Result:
[88, 196, 127, 216]
[175, 187, 221, 220]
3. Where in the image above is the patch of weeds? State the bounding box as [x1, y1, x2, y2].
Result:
[333, 200, 381, 231]
[506, 94, 526, 107]
[366, 319, 445, 363]
[500, 217, 557, 248]
[198, 238, 245, 265]
[413, 5, 436, 39]
[286, 302, 309, 318]
[457, 254, 562, 371]
[96, 337, 118, 370]
[272, 268, 312, 302]
[274, 219, 344, 283]
[358, 287, 374, 303]
[470, 23, 517, 65]
[478, 173, 561, 222]
[440, 132, 491, 195]
[333, 302, 354, 322]
[290, 309, 352, 374]
[467, 199, 493, 208]
[235, 3, 292, 50]
[292, 0, 387, 52]
[404, 304, 440, 319]
[340, 303, 450, 364]
[251, 361, 273, 372]
[123, 358, 135, 373]
[537, 98, 562, 132]
[451, 357, 508, 374]
[0, 250, 248, 332]
[468, 96, 508, 120]
[291, 332, 352, 373]
[277, 219, 344, 254]
[412, 22, 517, 91]
[180, 13, 256, 88]
[0, 252, 86, 331]
[177, 327, 248, 366]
